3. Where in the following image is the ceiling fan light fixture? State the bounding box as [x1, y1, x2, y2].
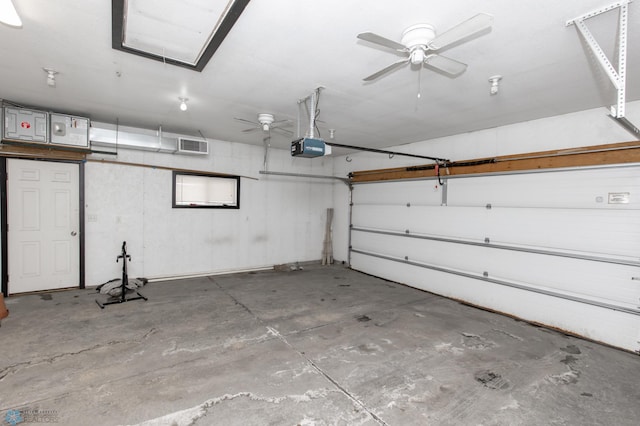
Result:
[179, 97, 188, 111]
[410, 49, 425, 65]
[257, 113, 275, 125]
[0, 0, 22, 28]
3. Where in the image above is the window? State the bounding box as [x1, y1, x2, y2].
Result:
[173, 172, 240, 209]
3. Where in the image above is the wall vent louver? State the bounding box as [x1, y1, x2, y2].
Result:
[177, 138, 208, 155]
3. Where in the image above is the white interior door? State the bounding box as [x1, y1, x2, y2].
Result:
[7, 159, 80, 293]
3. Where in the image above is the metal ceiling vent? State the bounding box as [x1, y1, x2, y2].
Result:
[177, 137, 209, 155]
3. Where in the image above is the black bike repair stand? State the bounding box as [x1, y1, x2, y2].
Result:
[96, 241, 148, 309]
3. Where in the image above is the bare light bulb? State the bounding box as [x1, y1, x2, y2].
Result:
[43, 68, 58, 88]
[179, 97, 188, 111]
[488, 75, 502, 96]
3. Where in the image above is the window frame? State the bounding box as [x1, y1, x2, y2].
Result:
[172, 171, 240, 209]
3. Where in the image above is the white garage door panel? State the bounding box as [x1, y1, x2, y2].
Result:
[350, 252, 640, 351]
[350, 165, 640, 352]
[352, 231, 477, 273]
[351, 232, 470, 275]
[353, 204, 640, 260]
[448, 166, 640, 209]
[486, 208, 640, 258]
[352, 231, 638, 306]
[352, 205, 488, 239]
[352, 180, 442, 206]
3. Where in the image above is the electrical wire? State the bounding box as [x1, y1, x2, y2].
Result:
[436, 162, 444, 185]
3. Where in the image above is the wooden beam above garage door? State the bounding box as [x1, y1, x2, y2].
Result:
[0, 143, 87, 161]
[351, 140, 640, 183]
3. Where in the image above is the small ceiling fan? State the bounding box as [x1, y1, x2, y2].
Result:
[234, 113, 293, 136]
[357, 13, 493, 81]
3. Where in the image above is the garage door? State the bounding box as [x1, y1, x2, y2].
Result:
[350, 165, 640, 353]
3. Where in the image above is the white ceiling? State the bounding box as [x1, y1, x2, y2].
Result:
[0, 0, 638, 153]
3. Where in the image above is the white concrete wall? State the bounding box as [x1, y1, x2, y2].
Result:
[85, 138, 334, 286]
[84, 101, 639, 285]
[332, 101, 640, 263]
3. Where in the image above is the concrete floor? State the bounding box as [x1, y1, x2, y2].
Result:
[1, 264, 639, 426]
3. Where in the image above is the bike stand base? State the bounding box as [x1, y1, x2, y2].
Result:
[96, 291, 148, 309]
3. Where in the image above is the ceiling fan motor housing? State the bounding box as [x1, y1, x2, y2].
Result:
[402, 24, 435, 47]
[402, 24, 436, 65]
[258, 113, 275, 125]
[258, 113, 275, 131]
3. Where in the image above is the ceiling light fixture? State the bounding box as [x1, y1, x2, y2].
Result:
[0, 0, 22, 28]
[179, 97, 188, 111]
[43, 68, 58, 87]
[489, 75, 502, 95]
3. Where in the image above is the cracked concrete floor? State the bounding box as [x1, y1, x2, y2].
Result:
[1, 264, 639, 425]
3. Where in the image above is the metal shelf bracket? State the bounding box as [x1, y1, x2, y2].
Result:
[566, 0, 639, 137]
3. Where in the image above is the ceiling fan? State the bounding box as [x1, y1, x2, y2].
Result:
[357, 13, 493, 81]
[234, 113, 293, 136]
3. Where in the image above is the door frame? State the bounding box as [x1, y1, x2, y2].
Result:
[1, 156, 85, 296]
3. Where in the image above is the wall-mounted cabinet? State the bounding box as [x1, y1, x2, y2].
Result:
[2, 106, 89, 149]
[2, 107, 48, 143]
[50, 113, 89, 148]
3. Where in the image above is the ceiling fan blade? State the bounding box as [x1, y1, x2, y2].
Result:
[271, 119, 292, 127]
[273, 127, 293, 136]
[363, 58, 410, 81]
[357, 32, 407, 51]
[429, 13, 493, 50]
[234, 117, 259, 126]
[242, 127, 260, 133]
[424, 54, 468, 76]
